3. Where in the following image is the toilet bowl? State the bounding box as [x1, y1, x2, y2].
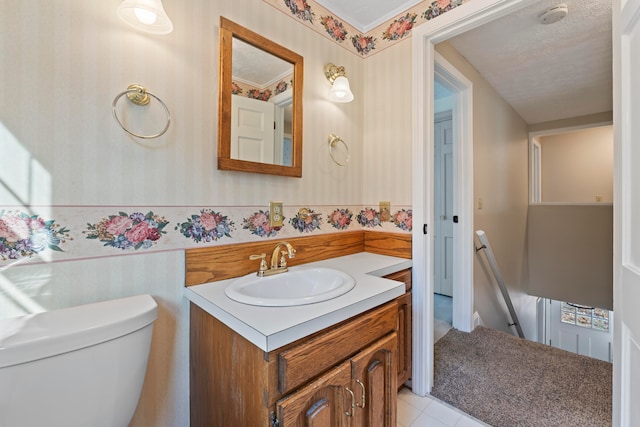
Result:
[0, 294, 158, 427]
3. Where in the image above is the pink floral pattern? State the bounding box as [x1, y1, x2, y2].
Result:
[351, 34, 376, 56]
[382, 13, 417, 41]
[267, 0, 468, 58]
[327, 208, 353, 230]
[231, 82, 243, 95]
[275, 81, 289, 95]
[248, 89, 272, 101]
[422, 0, 463, 21]
[290, 208, 321, 233]
[176, 210, 235, 243]
[321, 16, 348, 42]
[356, 208, 381, 228]
[284, 0, 315, 23]
[243, 210, 282, 238]
[84, 211, 168, 250]
[0, 210, 70, 260]
[392, 209, 413, 232]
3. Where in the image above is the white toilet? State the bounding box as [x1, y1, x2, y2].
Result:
[0, 294, 158, 427]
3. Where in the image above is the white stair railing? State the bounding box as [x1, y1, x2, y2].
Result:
[475, 230, 525, 338]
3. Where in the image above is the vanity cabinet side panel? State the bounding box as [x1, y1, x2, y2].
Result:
[190, 304, 270, 427]
[384, 268, 412, 292]
[395, 292, 412, 387]
[384, 269, 412, 388]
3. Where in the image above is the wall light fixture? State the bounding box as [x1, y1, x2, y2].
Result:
[117, 0, 174, 35]
[324, 63, 354, 103]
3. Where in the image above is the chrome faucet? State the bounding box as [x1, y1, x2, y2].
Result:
[249, 241, 296, 277]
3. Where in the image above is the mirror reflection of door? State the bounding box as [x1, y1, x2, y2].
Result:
[231, 37, 294, 166]
[271, 89, 293, 166]
[231, 95, 275, 163]
[434, 111, 454, 297]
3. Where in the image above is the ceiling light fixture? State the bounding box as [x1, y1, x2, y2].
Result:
[324, 63, 354, 103]
[537, 3, 568, 25]
[117, 0, 174, 35]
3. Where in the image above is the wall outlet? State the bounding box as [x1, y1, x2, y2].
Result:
[269, 201, 284, 227]
[595, 195, 603, 202]
[379, 201, 391, 222]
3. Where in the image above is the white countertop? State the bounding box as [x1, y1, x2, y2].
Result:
[184, 252, 412, 352]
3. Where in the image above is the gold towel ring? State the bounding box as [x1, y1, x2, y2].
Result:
[328, 133, 350, 166]
[112, 84, 171, 139]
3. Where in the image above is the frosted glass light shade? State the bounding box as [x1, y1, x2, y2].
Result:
[328, 76, 354, 103]
[117, 0, 174, 35]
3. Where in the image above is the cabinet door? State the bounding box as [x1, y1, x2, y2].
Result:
[396, 292, 412, 387]
[277, 361, 352, 427]
[350, 333, 397, 427]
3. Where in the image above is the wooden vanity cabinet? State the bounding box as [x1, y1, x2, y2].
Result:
[384, 268, 412, 388]
[190, 299, 399, 427]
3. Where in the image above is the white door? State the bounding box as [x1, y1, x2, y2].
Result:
[231, 94, 275, 163]
[434, 112, 454, 297]
[616, 0, 640, 424]
[547, 300, 613, 362]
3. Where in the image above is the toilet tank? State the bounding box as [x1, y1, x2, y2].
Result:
[0, 294, 158, 427]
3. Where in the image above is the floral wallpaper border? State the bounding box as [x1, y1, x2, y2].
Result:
[0, 205, 412, 266]
[263, 0, 468, 57]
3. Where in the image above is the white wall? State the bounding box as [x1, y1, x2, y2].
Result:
[435, 41, 532, 336]
[539, 125, 614, 203]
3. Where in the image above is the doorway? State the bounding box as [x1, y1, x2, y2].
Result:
[433, 108, 454, 341]
[411, 0, 543, 396]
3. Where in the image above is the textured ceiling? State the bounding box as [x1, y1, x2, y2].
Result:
[448, 0, 612, 124]
[232, 38, 292, 88]
[243, 0, 612, 124]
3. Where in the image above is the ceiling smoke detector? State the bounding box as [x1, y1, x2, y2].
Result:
[538, 3, 568, 24]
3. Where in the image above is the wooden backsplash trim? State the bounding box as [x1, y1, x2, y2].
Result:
[185, 231, 412, 286]
[364, 231, 412, 259]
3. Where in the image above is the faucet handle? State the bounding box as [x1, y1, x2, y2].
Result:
[278, 250, 288, 268]
[249, 254, 268, 275]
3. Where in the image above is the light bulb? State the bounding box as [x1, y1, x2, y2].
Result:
[134, 8, 157, 25]
[328, 76, 354, 103]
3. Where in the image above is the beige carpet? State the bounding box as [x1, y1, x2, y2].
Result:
[432, 326, 612, 427]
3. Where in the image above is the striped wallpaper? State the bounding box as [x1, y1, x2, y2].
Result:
[0, 0, 422, 425]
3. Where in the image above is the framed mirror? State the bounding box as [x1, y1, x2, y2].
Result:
[218, 17, 304, 177]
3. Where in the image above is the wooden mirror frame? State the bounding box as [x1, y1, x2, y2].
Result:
[218, 17, 304, 177]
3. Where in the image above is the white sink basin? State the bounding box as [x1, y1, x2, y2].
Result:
[225, 266, 356, 306]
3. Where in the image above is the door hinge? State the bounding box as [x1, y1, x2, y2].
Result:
[453, 215, 459, 223]
[270, 411, 279, 427]
[423, 224, 428, 235]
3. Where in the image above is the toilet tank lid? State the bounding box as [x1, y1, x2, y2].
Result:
[0, 294, 157, 368]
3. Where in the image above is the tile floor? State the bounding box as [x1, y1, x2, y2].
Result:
[397, 388, 489, 427]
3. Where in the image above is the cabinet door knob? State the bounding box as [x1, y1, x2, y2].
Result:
[344, 387, 355, 417]
[355, 379, 366, 408]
